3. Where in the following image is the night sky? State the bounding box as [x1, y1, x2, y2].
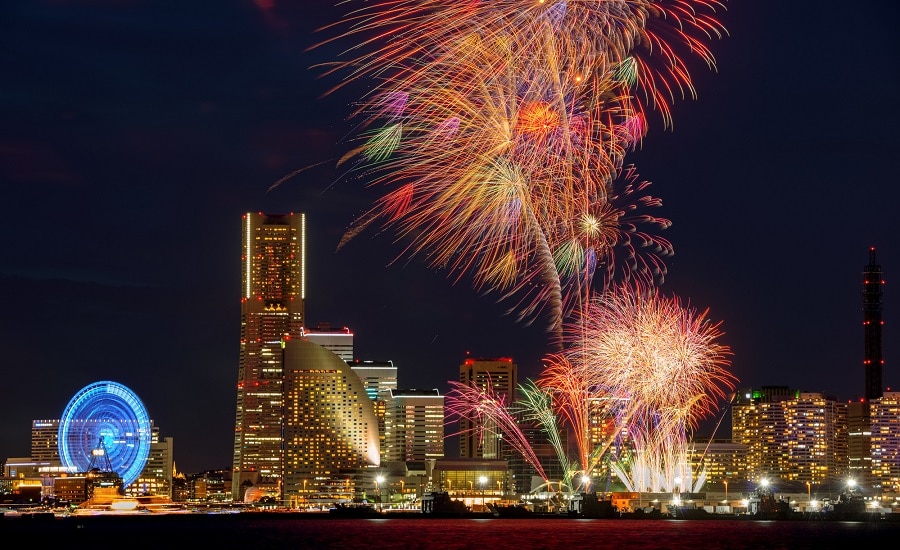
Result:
[2, 1, 898, 474]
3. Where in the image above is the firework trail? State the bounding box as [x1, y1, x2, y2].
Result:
[315, 1, 726, 130]
[444, 378, 550, 482]
[517, 380, 575, 486]
[320, 0, 725, 341]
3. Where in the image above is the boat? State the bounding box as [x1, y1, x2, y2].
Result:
[489, 503, 534, 518]
[329, 503, 381, 517]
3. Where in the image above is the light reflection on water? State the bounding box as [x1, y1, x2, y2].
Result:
[266, 517, 900, 549]
[9, 515, 900, 549]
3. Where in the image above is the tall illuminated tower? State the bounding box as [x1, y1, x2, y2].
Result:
[863, 247, 884, 401]
[231, 212, 305, 501]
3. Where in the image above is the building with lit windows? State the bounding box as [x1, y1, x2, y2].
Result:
[31, 420, 62, 463]
[304, 322, 353, 362]
[687, 438, 748, 486]
[870, 392, 900, 493]
[732, 387, 848, 484]
[281, 338, 380, 508]
[129, 437, 174, 498]
[431, 458, 510, 512]
[588, 395, 632, 485]
[26, 419, 171, 499]
[459, 357, 517, 459]
[350, 360, 398, 463]
[231, 212, 306, 501]
[386, 389, 445, 462]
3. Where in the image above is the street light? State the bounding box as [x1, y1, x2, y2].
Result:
[581, 474, 591, 493]
[723, 480, 728, 505]
[375, 475, 385, 510]
[400, 479, 405, 508]
[846, 478, 858, 503]
[806, 481, 811, 504]
[479, 475, 487, 510]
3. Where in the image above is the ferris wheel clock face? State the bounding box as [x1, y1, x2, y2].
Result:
[57, 381, 152, 488]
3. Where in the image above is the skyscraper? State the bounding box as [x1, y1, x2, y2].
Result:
[349, 360, 398, 463]
[231, 212, 305, 501]
[863, 247, 885, 401]
[458, 356, 518, 459]
[387, 388, 445, 462]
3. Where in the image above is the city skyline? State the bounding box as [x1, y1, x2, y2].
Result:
[1, 2, 898, 475]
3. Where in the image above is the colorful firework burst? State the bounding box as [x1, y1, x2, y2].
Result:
[319, 0, 726, 340]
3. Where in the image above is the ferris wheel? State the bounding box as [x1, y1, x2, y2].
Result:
[57, 381, 152, 488]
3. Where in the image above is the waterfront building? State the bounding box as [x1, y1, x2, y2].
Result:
[870, 391, 900, 493]
[189, 469, 230, 503]
[386, 388, 445, 462]
[432, 458, 510, 512]
[848, 400, 873, 488]
[281, 338, 380, 508]
[231, 212, 306, 501]
[459, 357, 518, 459]
[687, 438, 749, 487]
[350, 359, 398, 463]
[732, 387, 848, 484]
[128, 437, 174, 498]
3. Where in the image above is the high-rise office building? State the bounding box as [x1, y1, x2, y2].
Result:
[349, 360, 398, 463]
[231, 212, 306, 501]
[458, 356, 518, 458]
[31, 420, 62, 464]
[304, 323, 353, 362]
[386, 388, 445, 462]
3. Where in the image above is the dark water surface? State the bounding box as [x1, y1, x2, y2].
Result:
[5, 514, 900, 549]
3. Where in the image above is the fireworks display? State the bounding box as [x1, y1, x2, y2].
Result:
[325, 0, 722, 338]
[319, 1, 736, 496]
[552, 282, 737, 492]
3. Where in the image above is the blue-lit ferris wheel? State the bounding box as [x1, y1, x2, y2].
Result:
[57, 381, 152, 488]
